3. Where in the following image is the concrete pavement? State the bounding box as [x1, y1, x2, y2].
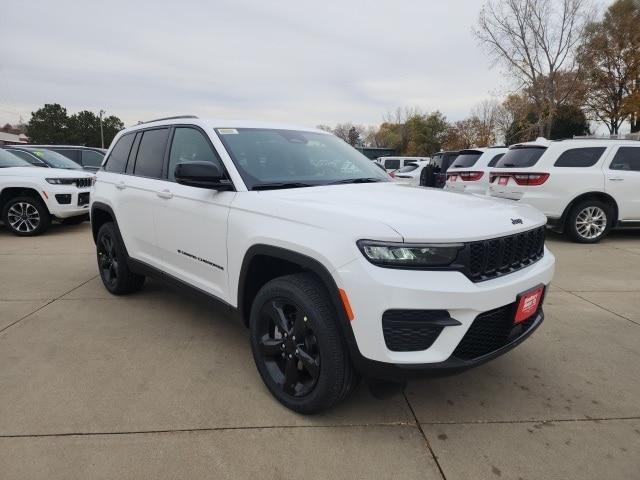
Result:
[1, 224, 639, 479]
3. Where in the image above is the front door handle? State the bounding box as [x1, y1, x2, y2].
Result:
[157, 189, 174, 199]
[116, 181, 126, 190]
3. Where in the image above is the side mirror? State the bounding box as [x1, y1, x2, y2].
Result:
[174, 161, 232, 190]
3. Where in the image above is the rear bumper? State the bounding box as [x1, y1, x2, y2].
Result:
[351, 310, 544, 381]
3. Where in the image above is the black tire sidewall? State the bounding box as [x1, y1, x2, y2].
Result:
[249, 274, 347, 414]
[567, 200, 612, 244]
[96, 222, 144, 294]
[2, 196, 51, 236]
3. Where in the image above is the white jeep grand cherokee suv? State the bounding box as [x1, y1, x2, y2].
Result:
[0, 149, 93, 236]
[488, 138, 640, 243]
[90, 116, 555, 413]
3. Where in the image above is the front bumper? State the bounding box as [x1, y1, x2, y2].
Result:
[334, 248, 554, 378]
[353, 310, 544, 381]
[42, 187, 91, 218]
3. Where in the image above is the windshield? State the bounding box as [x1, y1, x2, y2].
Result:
[0, 149, 33, 168]
[450, 151, 482, 168]
[24, 149, 83, 169]
[216, 128, 390, 189]
[495, 146, 546, 168]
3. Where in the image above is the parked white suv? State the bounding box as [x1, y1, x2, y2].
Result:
[488, 138, 640, 243]
[445, 147, 508, 195]
[0, 149, 93, 235]
[376, 156, 427, 173]
[392, 160, 429, 186]
[91, 116, 555, 413]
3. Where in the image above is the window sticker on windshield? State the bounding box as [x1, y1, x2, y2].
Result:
[217, 128, 238, 135]
[34, 151, 44, 157]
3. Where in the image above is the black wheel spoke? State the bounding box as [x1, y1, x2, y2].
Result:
[283, 357, 299, 394]
[271, 301, 290, 334]
[297, 347, 319, 378]
[260, 336, 284, 357]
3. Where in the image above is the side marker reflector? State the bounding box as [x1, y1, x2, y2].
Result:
[42, 191, 49, 199]
[338, 288, 355, 321]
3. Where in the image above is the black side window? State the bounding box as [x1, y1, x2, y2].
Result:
[610, 147, 640, 172]
[133, 128, 169, 179]
[168, 127, 222, 181]
[385, 159, 400, 169]
[105, 133, 135, 173]
[487, 153, 505, 167]
[54, 149, 81, 163]
[554, 147, 605, 167]
[82, 150, 104, 167]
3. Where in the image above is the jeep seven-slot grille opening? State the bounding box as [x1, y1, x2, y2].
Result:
[75, 178, 92, 188]
[465, 226, 545, 281]
[382, 310, 459, 352]
[452, 303, 538, 360]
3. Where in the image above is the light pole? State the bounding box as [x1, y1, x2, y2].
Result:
[99, 109, 106, 148]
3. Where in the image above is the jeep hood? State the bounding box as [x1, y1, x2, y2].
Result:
[0, 167, 93, 179]
[257, 182, 547, 242]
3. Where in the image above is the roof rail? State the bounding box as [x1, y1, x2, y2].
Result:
[141, 115, 198, 124]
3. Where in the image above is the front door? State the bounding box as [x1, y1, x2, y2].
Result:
[153, 126, 235, 301]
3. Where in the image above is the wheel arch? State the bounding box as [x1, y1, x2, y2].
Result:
[0, 187, 51, 215]
[238, 244, 361, 367]
[560, 192, 619, 232]
[90, 202, 130, 256]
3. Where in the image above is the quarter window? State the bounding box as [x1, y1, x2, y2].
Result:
[610, 147, 640, 172]
[384, 159, 400, 169]
[168, 128, 222, 181]
[554, 147, 605, 167]
[133, 128, 169, 179]
[82, 150, 104, 167]
[487, 153, 505, 167]
[105, 133, 135, 173]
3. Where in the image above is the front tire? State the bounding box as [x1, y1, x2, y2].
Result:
[2, 196, 51, 236]
[96, 222, 145, 294]
[565, 200, 612, 244]
[249, 273, 355, 413]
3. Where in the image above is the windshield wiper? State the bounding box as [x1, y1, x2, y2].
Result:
[328, 177, 384, 185]
[251, 182, 315, 191]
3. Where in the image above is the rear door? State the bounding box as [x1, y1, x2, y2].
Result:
[118, 127, 170, 267]
[153, 126, 235, 300]
[605, 146, 640, 220]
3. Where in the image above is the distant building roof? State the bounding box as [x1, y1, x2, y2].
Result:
[0, 131, 28, 144]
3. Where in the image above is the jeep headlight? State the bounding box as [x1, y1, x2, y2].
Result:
[46, 178, 76, 185]
[357, 240, 462, 268]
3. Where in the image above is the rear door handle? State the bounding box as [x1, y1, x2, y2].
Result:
[116, 181, 126, 190]
[157, 189, 174, 199]
[608, 177, 624, 182]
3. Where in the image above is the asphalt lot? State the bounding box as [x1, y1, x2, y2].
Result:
[1, 223, 639, 479]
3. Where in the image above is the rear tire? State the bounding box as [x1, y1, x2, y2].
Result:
[249, 273, 356, 413]
[2, 195, 51, 236]
[565, 199, 612, 244]
[96, 222, 145, 294]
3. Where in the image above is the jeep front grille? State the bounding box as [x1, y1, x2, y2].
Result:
[74, 178, 92, 188]
[464, 226, 545, 282]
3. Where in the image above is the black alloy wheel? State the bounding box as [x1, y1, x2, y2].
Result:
[249, 273, 357, 413]
[97, 229, 119, 290]
[95, 222, 145, 294]
[255, 299, 321, 397]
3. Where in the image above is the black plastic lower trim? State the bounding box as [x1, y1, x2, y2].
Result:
[351, 310, 544, 381]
